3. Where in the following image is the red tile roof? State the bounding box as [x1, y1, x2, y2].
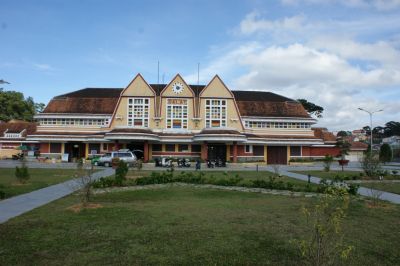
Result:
[0, 120, 37, 137]
[42, 87, 310, 118]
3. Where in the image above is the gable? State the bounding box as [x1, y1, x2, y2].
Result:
[200, 75, 233, 98]
[160, 74, 195, 98]
[121, 74, 155, 97]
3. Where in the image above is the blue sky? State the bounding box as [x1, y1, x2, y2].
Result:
[1, 0, 400, 130]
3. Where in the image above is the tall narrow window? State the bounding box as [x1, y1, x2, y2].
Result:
[128, 98, 149, 127]
[205, 99, 226, 128]
[166, 99, 188, 129]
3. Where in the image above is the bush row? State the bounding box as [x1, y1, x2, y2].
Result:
[93, 170, 359, 195]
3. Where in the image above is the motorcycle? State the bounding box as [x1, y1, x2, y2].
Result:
[207, 160, 215, 168]
[177, 158, 191, 168]
[161, 157, 173, 168]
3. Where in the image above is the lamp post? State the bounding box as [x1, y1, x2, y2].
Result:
[358, 108, 383, 152]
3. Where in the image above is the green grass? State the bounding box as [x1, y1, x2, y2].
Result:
[294, 170, 400, 180]
[0, 168, 79, 199]
[359, 182, 400, 194]
[293, 170, 363, 180]
[0, 187, 399, 265]
[127, 170, 317, 190]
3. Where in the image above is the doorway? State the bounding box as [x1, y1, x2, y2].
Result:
[267, 146, 287, 164]
[208, 144, 226, 161]
[65, 142, 85, 162]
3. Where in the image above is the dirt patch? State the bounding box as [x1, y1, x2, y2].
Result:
[366, 202, 394, 210]
[66, 203, 103, 213]
[11, 182, 30, 186]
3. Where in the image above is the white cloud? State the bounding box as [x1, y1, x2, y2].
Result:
[281, 0, 400, 10]
[239, 12, 307, 35]
[188, 11, 400, 130]
[33, 63, 54, 71]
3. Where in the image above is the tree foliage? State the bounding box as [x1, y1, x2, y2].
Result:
[337, 131, 349, 137]
[297, 99, 324, 118]
[379, 144, 393, 164]
[292, 187, 353, 266]
[0, 89, 44, 122]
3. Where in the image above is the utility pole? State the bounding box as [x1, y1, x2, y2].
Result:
[358, 107, 383, 152]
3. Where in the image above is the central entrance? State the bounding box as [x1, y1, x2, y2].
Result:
[126, 142, 145, 160]
[208, 144, 226, 161]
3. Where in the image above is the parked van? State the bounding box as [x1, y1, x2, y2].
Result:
[97, 151, 137, 167]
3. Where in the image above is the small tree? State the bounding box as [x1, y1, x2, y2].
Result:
[379, 144, 392, 164]
[292, 187, 353, 265]
[115, 160, 128, 186]
[75, 158, 95, 206]
[15, 158, 30, 184]
[322, 155, 334, 172]
[360, 152, 382, 178]
[336, 139, 351, 171]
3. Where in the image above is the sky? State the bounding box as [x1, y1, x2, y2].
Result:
[1, 0, 400, 131]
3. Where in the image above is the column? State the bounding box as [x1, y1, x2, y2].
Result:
[201, 142, 208, 161]
[226, 145, 230, 162]
[61, 143, 65, 154]
[287, 145, 291, 165]
[85, 143, 89, 158]
[144, 141, 149, 163]
[148, 144, 152, 160]
[264, 145, 268, 164]
[232, 142, 238, 163]
[114, 141, 119, 151]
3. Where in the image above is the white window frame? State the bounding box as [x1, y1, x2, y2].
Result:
[205, 99, 227, 128]
[127, 98, 150, 127]
[166, 98, 188, 129]
[245, 145, 253, 153]
[244, 120, 311, 129]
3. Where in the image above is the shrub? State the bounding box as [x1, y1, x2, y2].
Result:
[115, 160, 129, 186]
[15, 159, 30, 184]
[361, 152, 382, 178]
[322, 155, 334, 172]
[392, 170, 398, 175]
[93, 177, 115, 188]
[379, 144, 393, 164]
[347, 184, 359, 196]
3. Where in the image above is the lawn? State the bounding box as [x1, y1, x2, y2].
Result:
[358, 182, 400, 195]
[293, 170, 363, 180]
[0, 168, 79, 199]
[293, 170, 400, 180]
[126, 170, 317, 190]
[0, 187, 399, 265]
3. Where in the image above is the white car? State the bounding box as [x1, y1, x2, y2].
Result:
[97, 151, 137, 167]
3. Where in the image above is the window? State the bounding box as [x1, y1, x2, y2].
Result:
[253, 146, 264, 156]
[165, 144, 175, 152]
[178, 144, 189, 152]
[244, 121, 311, 129]
[152, 144, 162, 152]
[245, 145, 252, 153]
[290, 146, 302, 156]
[205, 99, 226, 128]
[191, 145, 201, 152]
[50, 143, 61, 153]
[166, 99, 188, 129]
[39, 118, 108, 126]
[127, 98, 149, 127]
[102, 143, 108, 151]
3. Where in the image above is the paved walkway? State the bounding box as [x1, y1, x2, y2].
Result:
[0, 168, 114, 224]
[279, 169, 400, 204]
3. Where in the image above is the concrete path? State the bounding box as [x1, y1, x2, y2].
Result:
[279, 169, 400, 204]
[0, 168, 114, 224]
